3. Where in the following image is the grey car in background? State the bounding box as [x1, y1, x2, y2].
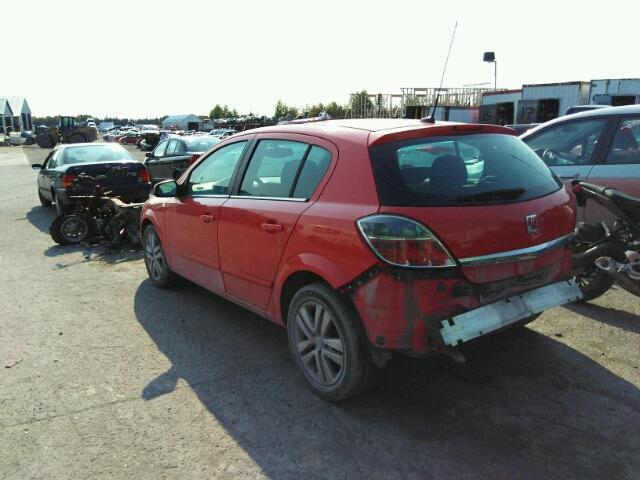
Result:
[520, 104, 640, 224]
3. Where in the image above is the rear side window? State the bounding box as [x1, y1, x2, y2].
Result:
[369, 134, 561, 206]
[293, 146, 331, 198]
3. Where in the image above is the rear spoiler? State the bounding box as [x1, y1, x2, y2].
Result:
[369, 124, 517, 146]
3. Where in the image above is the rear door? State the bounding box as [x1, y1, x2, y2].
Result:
[218, 135, 335, 310]
[586, 115, 640, 223]
[524, 117, 609, 221]
[166, 140, 249, 292]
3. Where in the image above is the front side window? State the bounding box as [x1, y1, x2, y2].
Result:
[152, 140, 168, 159]
[369, 134, 561, 206]
[165, 139, 179, 156]
[187, 141, 248, 195]
[607, 118, 640, 164]
[239, 140, 308, 198]
[525, 119, 607, 166]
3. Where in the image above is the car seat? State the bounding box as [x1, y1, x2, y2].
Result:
[429, 155, 468, 189]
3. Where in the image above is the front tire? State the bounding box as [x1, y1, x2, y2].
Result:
[50, 215, 90, 245]
[143, 225, 177, 288]
[287, 283, 375, 401]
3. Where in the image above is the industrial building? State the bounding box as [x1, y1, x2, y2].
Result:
[479, 78, 640, 125]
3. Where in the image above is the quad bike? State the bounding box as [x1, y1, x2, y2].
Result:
[50, 171, 144, 249]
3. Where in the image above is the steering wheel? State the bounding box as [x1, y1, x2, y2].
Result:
[541, 148, 562, 164]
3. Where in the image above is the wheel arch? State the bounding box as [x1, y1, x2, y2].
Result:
[272, 252, 365, 325]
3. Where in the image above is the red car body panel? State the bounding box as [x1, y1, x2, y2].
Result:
[141, 119, 576, 354]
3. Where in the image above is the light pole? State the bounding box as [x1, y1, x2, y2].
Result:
[483, 51, 497, 90]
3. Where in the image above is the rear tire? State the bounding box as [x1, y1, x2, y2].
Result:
[143, 225, 177, 288]
[38, 189, 52, 207]
[36, 133, 55, 148]
[286, 283, 375, 401]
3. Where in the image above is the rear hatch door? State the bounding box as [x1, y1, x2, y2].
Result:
[369, 130, 576, 283]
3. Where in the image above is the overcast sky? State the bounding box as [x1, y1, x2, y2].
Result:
[9, 0, 639, 119]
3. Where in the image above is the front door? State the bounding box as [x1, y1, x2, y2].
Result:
[525, 117, 609, 222]
[218, 136, 334, 311]
[586, 115, 640, 224]
[167, 140, 249, 292]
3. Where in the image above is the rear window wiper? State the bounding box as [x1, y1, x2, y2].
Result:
[456, 188, 525, 202]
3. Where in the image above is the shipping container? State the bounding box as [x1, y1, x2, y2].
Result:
[589, 78, 640, 106]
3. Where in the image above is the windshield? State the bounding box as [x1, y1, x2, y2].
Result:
[369, 134, 561, 206]
[184, 137, 221, 153]
[61, 145, 134, 165]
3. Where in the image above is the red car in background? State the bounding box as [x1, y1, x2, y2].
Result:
[140, 118, 581, 400]
[118, 132, 141, 146]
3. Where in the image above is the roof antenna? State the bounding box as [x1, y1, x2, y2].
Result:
[422, 21, 458, 123]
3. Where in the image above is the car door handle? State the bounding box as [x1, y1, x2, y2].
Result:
[558, 173, 580, 179]
[200, 214, 215, 223]
[261, 222, 284, 233]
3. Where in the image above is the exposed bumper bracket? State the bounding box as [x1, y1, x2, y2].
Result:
[440, 280, 583, 346]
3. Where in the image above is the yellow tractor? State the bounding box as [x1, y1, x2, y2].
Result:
[36, 116, 98, 148]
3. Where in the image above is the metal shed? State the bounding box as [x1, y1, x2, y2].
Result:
[0, 96, 32, 132]
[161, 114, 201, 131]
[517, 82, 590, 123]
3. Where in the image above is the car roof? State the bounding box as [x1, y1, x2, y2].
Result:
[230, 118, 516, 146]
[521, 104, 640, 138]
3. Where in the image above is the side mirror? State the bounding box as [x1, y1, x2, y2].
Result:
[154, 180, 177, 197]
[31, 163, 43, 170]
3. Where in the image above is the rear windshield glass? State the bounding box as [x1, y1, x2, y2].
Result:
[61, 145, 134, 165]
[369, 134, 561, 206]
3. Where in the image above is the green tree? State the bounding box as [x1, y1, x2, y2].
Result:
[349, 90, 373, 110]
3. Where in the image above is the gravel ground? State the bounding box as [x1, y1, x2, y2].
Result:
[1, 144, 639, 480]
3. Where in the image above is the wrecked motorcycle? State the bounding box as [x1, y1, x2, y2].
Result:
[50, 171, 145, 248]
[571, 180, 640, 300]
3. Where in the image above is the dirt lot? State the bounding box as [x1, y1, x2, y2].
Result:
[1, 144, 639, 479]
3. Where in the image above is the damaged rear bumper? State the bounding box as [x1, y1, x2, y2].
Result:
[440, 280, 582, 346]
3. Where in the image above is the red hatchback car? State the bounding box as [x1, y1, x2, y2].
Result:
[140, 118, 582, 400]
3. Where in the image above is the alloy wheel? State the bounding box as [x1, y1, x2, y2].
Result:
[144, 231, 165, 281]
[293, 300, 346, 386]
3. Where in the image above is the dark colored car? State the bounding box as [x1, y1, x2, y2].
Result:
[144, 135, 221, 184]
[140, 118, 580, 400]
[521, 104, 640, 224]
[32, 143, 151, 213]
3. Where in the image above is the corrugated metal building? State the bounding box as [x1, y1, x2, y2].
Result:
[161, 114, 201, 131]
[480, 89, 522, 125]
[589, 78, 640, 106]
[517, 82, 590, 123]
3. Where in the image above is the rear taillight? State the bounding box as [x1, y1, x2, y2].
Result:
[188, 153, 200, 166]
[357, 215, 455, 268]
[62, 173, 77, 188]
[138, 168, 150, 183]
